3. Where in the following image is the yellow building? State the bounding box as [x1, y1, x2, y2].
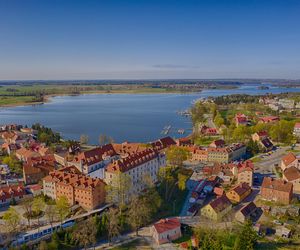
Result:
[226, 182, 252, 203]
[201, 195, 232, 221]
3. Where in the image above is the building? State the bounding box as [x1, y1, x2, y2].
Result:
[235, 113, 248, 126]
[200, 125, 218, 136]
[261, 177, 293, 205]
[0, 183, 25, 207]
[235, 202, 258, 223]
[281, 152, 299, 171]
[23, 155, 56, 185]
[252, 131, 273, 152]
[293, 123, 300, 138]
[237, 161, 254, 187]
[104, 148, 166, 200]
[43, 166, 106, 210]
[151, 136, 176, 152]
[201, 195, 232, 221]
[70, 144, 118, 177]
[176, 137, 192, 146]
[191, 147, 208, 162]
[259, 116, 280, 124]
[209, 139, 225, 148]
[226, 182, 252, 203]
[278, 99, 295, 110]
[283, 166, 300, 193]
[275, 226, 292, 238]
[151, 218, 182, 245]
[15, 147, 40, 162]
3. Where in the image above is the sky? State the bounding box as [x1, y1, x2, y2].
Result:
[0, 0, 300, 80]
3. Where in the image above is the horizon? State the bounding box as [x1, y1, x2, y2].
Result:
[1, 0, 300, 79]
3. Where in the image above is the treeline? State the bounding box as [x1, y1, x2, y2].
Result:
[212, 94, 261, 105]
[32, 123, 61, 145]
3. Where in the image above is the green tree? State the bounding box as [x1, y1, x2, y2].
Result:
[33, 196, 46, 228]
[166, 146, 190, 167]
[178, 173, 188, 190]
[269, 120, 294, 143]
[21, 196, 34, 227]
[56, 196, 70, 225]
[45, 204, 57, 229]
[234, 220, 258, 250]
[2, 155, 22, 174]
[214, 112, 225, 127]
[3, 207, 20, 233]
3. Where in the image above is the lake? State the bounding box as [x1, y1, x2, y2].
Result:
[0, 84, 299, 143]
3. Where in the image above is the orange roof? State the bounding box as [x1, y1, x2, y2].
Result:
[282, 152, 297, 167]
[283, 166, 300, 182]
[16, 147, 40, 159]
[153, 218, 181, 234]
[262, 177, 293, 193]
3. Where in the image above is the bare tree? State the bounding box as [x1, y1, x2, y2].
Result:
[80, 134, 89, 145]
[107, 207, 120, 243]
[73, 217, 97, 249]
[45, 205, 57, 229]
[21, 196, 34, 227]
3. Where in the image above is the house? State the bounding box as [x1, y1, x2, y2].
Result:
[293, 123, 300, 138]
[200, 126, 218, 136]
[209, 139, 225, 148]
[259, 138, 274, 152]
[261, 177, 293, 205]
[191, 147, 208, 162]
[151, 137, 176, 152]
[235, 113, 248, 126]
[0, 183, 26, 206]
[235, 202, 258, 223]
[281, 152, 299, 171]
[23, 155, 56, 185]
[70, 144, 118, 177]
[214, 187, 225, 197]
[201, 195, 232, 221]
[283, 166, 300, 193]
[15, 147, 40, 162]
[275, 226, 292, 238]
[237, 161, 254, 187]
[226, 182, 252, 203]
[259, 116, 280, 124]
[176, 137, 192, 146]
[43, 166, 106, 210]
[105, 148, 166, 201]
[1, 142, 21, 155]
[26, 184, 43, 196]
[151, 218, 182, 245]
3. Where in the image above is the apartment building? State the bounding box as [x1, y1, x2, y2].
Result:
[104, 148, 166, 199]
[43, 166, 106, 210]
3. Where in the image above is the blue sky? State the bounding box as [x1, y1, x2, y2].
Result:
[0, 0, 300, 80]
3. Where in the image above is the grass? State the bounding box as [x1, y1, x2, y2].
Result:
[250, 156, 262, 163]
[111, 238, 152, 250]
[0, 96, 39, 106]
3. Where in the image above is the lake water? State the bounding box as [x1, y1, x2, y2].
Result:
[0, 84, 299, 144]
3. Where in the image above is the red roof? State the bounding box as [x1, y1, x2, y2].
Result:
[0, 183, 25, 200]
[294, 123, 300, 129]
[260, 116, 280, 123]
[153, 218, 181, 234]
[262, 177, 293, 193]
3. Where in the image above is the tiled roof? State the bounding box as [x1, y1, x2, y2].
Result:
[16, 147, 40, 159]
[282, 152, 297, 167]
[229, 182, 251, 196]
[106, 148, 157, 173]
[0, 183, 25, 200]
[260, 138, 273, 149]
[239, 202, 257, 217]
[283, 166, 300, 182]
[294, 122, 300, 129]
[238, 160, 254, 173]
[209, 195, 231, 213]
[151, 136, 176, 151]
[23, 155, 56, 175]
[74, 144, 117, 166]
[262, 177, 293, 193]
[153, 218, 180, 234]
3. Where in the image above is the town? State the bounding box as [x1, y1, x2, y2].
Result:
[0, 93, 300, 250]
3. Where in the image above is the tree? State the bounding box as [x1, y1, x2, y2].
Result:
[128, 195, 151, 236]
[178, 173, 189, 190]
[269, 120, 294, 143]
[38, 241, 48, 250]
[99, 134, 108, 146]
[166, 146, 190, 168]
[45, 205, 57, 229]
[158, 166, 177, 201]
[73, 218, 97, 249]
[33, 196, 46, 229]
[21, 196, 34, 227]
[2, 155, 22, 175]
[80, 134, 89, 144]
[105, 172, 132, 207]
[107, 207, 121, 242]
[247, 139, 260, 156]
[214, 111, 225, 127]
[56, 196, 70, 225]
[3, 207, 20, 233]
[234, 220, 258, 250]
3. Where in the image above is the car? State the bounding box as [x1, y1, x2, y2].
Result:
[273, 220, 283, 225]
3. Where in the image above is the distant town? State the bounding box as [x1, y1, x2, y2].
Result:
[1, 92, 300, 249]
